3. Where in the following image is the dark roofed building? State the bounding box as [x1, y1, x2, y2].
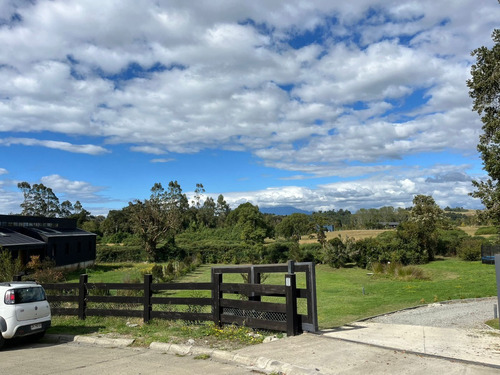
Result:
[0, 214, 96, 269]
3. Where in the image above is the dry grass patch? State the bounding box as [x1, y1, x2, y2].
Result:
[300, 229, 393, 244]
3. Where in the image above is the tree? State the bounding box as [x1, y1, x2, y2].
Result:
[406, 195, 444, 262]
[18, 182, 61, 217]
[215, 194, 230, 226]
[129, 181, 187, 262]
[275, 213, 312, 241]
[467, 20, 500, 233]
[226, 202, 269, 244]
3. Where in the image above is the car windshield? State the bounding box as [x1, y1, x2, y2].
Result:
[13, 287, 46, 304]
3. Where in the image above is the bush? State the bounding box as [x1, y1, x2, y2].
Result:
[436, 228, 469, 256]
[457, 237, 486, 261]
[262, 241, 293, 263]
[26, 255, 65, 283]
[475, 226, 498, 235]
[371, 261, 428, 281]
[296, 243, 322, 262]
[96, 245, 146, 262]
[0, 250, 23, 282]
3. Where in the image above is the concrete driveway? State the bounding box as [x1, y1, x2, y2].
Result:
[3, 339, 256, 375]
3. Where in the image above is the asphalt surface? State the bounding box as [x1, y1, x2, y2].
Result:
[5, 297, 500, 374]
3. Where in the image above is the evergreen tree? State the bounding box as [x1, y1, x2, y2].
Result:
[467, 19, 500, 232]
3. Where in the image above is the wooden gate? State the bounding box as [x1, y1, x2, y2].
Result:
[211, 261, 318, 334]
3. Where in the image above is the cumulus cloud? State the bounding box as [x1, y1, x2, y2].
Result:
[40, 174, 106, 202]
[222, 168, 481, 212]
[0, 0, 496, 168]
[0, 1, 497, 213]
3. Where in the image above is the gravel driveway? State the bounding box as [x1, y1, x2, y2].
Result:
[367, 297, 499, 329]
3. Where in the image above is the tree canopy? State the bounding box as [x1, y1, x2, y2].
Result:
[467, 19, 500, 232]
[128, 181, 188, 262]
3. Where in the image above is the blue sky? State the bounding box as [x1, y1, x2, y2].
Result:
[1, 0, 499, 216]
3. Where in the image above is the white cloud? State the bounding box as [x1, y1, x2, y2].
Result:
[40, 174, 105, 202]
[0, 168, 7, 175]
[0, 1, 498, 214]
[0, 138, 109, 155]
[222, 166, 481, 212]
[150, 158, 175, 163]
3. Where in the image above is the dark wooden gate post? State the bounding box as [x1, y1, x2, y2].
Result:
[78, 274, 88, 320]
[143, 274, 153, 323]
[249, 265, 261, 302]
[285, 261, 299, 336]
[212, 272, 223, 327]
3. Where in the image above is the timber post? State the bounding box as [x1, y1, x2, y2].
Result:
[78, 274, 88, 320]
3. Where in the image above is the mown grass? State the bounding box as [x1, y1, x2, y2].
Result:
[48, 258, 498, 341]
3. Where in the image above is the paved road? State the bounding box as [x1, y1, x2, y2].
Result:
[3, 339, 256, 375]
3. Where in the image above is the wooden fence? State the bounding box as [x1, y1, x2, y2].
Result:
[41, 261, 317, 336]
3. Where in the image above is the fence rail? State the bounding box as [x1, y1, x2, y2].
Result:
[40, 261, 317, 335]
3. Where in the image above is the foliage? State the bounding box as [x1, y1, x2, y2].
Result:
[17, 182, 61, 217]
[405, 195, 445, 262]
[261, 241, 295, 263]
[371, 262, 429, 281]
[467, 24, 500, 232]
[322, 237, 355, 268]
[436, 228, 469, 256]
[457, 237, 486, 261]
[296, 243, 322, 262]
[275, 213, 312, 241]
[225, 202, 269, 244]
[128, 181, 188, 262]
[0, 249, 23, 282]
[17, 181, 89, 219]
[96, 244, 146, 263]
[475, 226, 499, 235]
[26, 255, 65, 283]
[312, 209, 353, 230]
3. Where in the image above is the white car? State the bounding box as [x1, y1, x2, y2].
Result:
[0, 281, 51, 348]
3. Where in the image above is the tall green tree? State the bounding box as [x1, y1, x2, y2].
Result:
[406, 195, 444, 262]
[18, 182, 61, 217]
[467, 20, 500, 232]
[215, 194, 230, 227]
[129, 181, 187, 261]
[275, 213, 312, 241]
[226, 202, 269, 244]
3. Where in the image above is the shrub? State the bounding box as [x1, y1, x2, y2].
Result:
[475, 226, 498, 235]
[26, 255, 65, 283]
[262, 241, 293, 263]
[293, 243, 321, 262]
[0, 249, 23, 282]
[457, 237, 486, 261]
[371, 261, 428, 281]
[96, 245, 145, 262]
[436, 228, 469, 256]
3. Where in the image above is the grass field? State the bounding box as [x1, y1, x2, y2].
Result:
[65, 257, 498, 329]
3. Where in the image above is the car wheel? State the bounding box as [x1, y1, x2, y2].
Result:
[0, 333, 4, 349]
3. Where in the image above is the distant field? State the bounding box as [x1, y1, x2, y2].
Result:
[300, 229, 392, 244]
[460, 226, 481, 236]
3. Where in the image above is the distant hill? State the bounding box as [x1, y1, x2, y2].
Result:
[260, 206, 313, 215]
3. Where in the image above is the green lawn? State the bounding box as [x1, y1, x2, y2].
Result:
[62, 258, 497, 329]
